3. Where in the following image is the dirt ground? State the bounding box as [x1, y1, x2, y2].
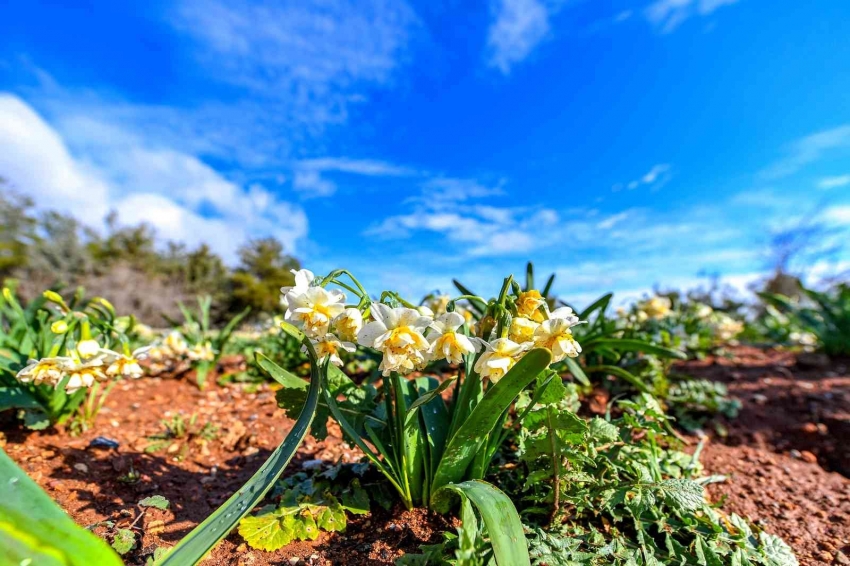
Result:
[2, 346, 848, 565]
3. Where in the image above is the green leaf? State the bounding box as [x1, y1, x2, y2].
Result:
[341, 479, 370, 515]
[563, 357, 590, 387]
[111, 528, 136, 555]
[589, 417, 620, 443]
[433, 480, 530, 566]
[0, 387, 42, 411]
[585, 364, 652, 394]
[657, 479, 704, 512]
[139, 495, 170, 510]
[156, 354, 324, 565]
[431, 349, 552, 502]
[583, 338, 687, 360]
[0, 449, 123, 566]
[760, 533, 798, 566]
[238, 507, 297, 551]
[22, 408, 50, 430]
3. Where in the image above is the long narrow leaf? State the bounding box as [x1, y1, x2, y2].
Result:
[585, 364, 652, 393]
[583, 338, 687, 360]
[157, 357, 324, 565]
[563, 357, 590, 386]
[431, 348, 552, 501]
[1, 449, 123, 566]
[433, 480, 530, 566]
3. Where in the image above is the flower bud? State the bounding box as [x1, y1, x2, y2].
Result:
[50, 320, 69, 334]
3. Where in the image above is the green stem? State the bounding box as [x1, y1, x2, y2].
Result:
[391, 373, 414, 509]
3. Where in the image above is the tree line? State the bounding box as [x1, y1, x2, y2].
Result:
[0, 186, 299, 325]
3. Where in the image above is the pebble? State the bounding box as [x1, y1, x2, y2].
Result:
[751, 394, 768, 405]
[800, 450, 818, 464]
[73, 463, 88, 474]
[289, 557, 301, 565]
[88, 436, 120, 450]
[819, 551, 834, 563]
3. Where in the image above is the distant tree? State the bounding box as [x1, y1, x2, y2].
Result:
[0, 185, 37, 279]
[229, 237, 300, 315]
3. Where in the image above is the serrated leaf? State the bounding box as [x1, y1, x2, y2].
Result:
[340, 479, 370, 515]
[238, 508, 295, 551]
[658, 479, 704, 512]
[760, 533, 798, 566]
[589, 417, 619, 443]
[139, 495, 170, 510]
[111, 528, 136, 555]
[23, 407, 50, 430]
[315, 504, 347, 532]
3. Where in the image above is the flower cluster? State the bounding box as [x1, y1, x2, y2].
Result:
[281, 269, 583, 381]
[17, 342, 147, 394]
[147, 331, 215, 375]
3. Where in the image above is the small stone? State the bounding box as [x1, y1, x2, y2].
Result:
[89, 436, 120, 450]
[73, 463, 88, 474]
[789, 449, 802, 459]
[236, 544, 247, 552]
[801, 423, 818, 434]
[751, 394, 768, 405]
[800, 451, 818, 464]
[819, 551, 834, 563]
[289, 557, 301, 565]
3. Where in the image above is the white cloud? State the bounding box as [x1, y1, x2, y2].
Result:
[169, 0, 417, 96]
[0, 93, 307, 263]
[487, 0, 551, 74]
[422, 177, 506, 203]
[597, 211, 630, 230]
[818, 174, 850, 190]
[761, 124, 850, 179]
[645, 0, 740, 33]
[297, 157, 415, 177]
[612, 163, 673, 192]
[822, 205, 850, 224]
[0, 94, 111, 220]
[292, 156, 417, 198]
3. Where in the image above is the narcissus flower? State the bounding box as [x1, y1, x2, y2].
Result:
[334, 308, 363, 343]
[76, 339, 101, 359]
[508, 316, 538, 344]
[428, 312, 479, 364]
[16, 357, 75, 387]
[106, 347, 149, 379]
[164, 331, 189, 356]
[516, 290, 546, 322]
[640, 296, 672, 320]
[309, 333, 355, 367]
[533, 318, 582, 362]
[358, 303, 431, 376]
[286, 286, 347, 338]
[474, 338, 527, 383]
[65, 361, 108, 393]
[187, 342, 215, 362]
[280, 269, 315, 310]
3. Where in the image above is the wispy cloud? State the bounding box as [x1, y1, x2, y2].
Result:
[293, 157, 417, 198]
[818, 174, 850, 190]
[645, 0, 741, 33]
[169, 0, 417, 96]
[761, 124, 850, 179]
[486, 0, 551, 74]
[612, 163, 673, 192]
[0, 94, 308, 262]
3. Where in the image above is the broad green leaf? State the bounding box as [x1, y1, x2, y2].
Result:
[433, 480, 530, 566]
[139, 495, 170, 510]
[0, 449, 123, 566]
[760, 533, 798, 566]
[431, 348, 552, 504]
[238, 508, 297, 551]
[589, 417, 620, 443]
[111, 528, 136, 555]
[156, 355, 324, 565]
[0, 387, 41, 411]
[657, 479, 704, 512]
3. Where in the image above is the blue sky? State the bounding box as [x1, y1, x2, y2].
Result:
[1, 0, 849, 306]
